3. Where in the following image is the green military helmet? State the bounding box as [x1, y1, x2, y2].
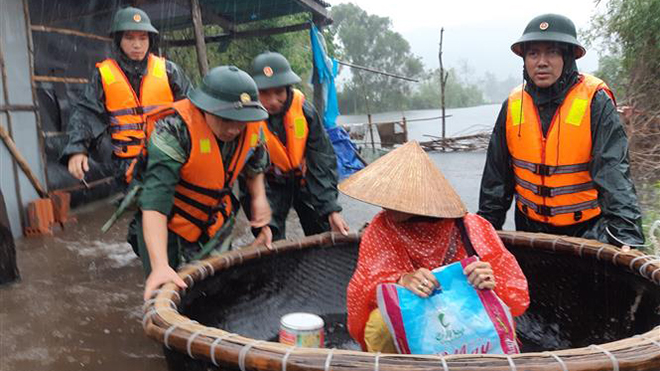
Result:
[109, 7, 159, 35]
[511, 13, 585, 59]
[250, 52, 301, 89]
[188, 66, 268, 122]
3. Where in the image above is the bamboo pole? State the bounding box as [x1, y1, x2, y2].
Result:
[190, 0, 209, 76]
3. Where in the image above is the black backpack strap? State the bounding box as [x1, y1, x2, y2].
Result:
[455, 217, 478, 257]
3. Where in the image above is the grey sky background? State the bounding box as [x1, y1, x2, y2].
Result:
[326, 0, 605, 80]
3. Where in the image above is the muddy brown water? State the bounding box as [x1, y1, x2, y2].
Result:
[0, 150, 509, 371]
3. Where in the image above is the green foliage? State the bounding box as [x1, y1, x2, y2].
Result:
[588, 1, 660, 237]
[587, 0, 660, 104]
[330, 3, 424, 114]
[588, 0, 660, 67]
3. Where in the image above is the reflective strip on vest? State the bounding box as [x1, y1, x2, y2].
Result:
[108, 104, 162, 117]
[514, 175, 594, 197]
[261, 88, 309, 174]
[97, 54, 174, 158]
[511, 157, 590, 175]
[516, 194, 600, 217]
[109, 123, 143, 133]
[162, 99, 264, 243]
[505, 73, 611, 226]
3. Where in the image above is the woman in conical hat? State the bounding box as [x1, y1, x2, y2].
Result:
[341, 141, 529, 353]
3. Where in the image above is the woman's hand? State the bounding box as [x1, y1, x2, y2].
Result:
[398, 268, 440, 298]
[463, 261, 496, 290]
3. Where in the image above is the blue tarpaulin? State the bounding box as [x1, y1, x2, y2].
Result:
[310, 24, 364, 178]
[326, 126, 365, 179]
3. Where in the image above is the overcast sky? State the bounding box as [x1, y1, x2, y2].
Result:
[325, 0, 607, 80]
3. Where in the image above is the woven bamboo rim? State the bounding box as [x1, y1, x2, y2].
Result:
[143, 231, 660, 371]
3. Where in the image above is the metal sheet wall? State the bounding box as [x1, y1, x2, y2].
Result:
[0, 0, 43, 237]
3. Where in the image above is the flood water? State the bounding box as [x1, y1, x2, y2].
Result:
[1, 105, 513, 371]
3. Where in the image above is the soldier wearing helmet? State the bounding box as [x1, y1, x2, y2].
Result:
[61, 7, 191, 188]
[241, 52, 349, 241]
[478, 14, 644, 247]
[138, 66, 271, 300]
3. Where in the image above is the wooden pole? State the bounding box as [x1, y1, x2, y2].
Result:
[0, 126, 47, 198]
[190, 0, 209, 76]
[438, 28, 449, 150]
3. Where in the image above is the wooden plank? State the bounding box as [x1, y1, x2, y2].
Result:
[0, 105, 36, 112]
[33, 76, 88, 84]
[30, 25, 111, 42]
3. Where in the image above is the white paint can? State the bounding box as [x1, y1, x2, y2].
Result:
[279, 312, 325, 348]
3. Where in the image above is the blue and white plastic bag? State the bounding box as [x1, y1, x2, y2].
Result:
[376, 256, 519, 355]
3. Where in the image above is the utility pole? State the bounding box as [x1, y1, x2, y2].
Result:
[438, 28, 449, 150]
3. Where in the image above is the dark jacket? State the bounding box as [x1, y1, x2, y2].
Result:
[265, 95, 342, 216]
[60, 51, 191, 163]
[240, 88, 342, 240]
[478, 58, 645, 246]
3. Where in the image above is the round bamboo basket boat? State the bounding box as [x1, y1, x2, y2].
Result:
[143, 231, 660, 371]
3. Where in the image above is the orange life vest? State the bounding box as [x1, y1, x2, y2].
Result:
[261, 89, 309, 175]
[505, 73, 614, 226]
[97, 54, 174, 158]
[146, 99, 264, 242]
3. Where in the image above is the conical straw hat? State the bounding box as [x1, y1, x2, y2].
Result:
[339, 141, 467, 218]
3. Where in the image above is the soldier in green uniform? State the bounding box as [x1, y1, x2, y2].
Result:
[138, 66, 271, 300]
[241, 52, 348, 241]
[478, 14, 644, 247]
[61, 7, 191, 187]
